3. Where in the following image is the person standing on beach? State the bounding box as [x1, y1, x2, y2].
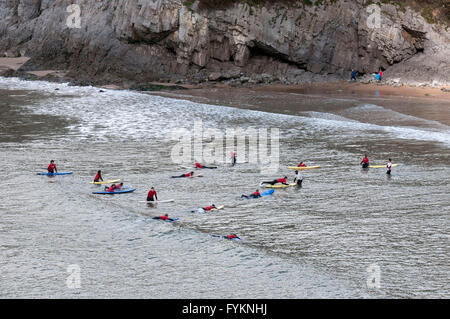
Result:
[351, 69, 357, 81]
[379, 68, 383, 81]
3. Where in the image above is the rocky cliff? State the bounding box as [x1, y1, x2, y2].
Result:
[0, 0, 449, 87]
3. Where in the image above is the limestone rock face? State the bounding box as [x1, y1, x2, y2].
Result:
[0, 0, 448, 86]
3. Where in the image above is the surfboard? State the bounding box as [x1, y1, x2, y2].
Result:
[139, 199, 175, 203]
[264, 183, 297, 188]
[369, 164, 398, 168]
[89, 179, 120, 184]
[209, 205, 225, 212]
[287, 165, 320, 170]
[261, 189, 275, 196]
[153, 217, 179, 222]
[92, 188, 136, 194]
[38, 172, 73, 175]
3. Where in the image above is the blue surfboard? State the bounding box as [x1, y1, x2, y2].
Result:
[92, 188, 136, 194]
[38, 172, 73, 175]
[261, 189, 274, 196]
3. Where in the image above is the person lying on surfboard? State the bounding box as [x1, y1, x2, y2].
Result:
[241, 189, 261, 199]
[94, 170, 103, 182]
[261, 176, 288, 185]
[114, 183, 123, 191]
[153, 214, 176, 222]
[212, 234, 241, 240]
[105, 184, 116, 192]
[171, 171, 195, 178]
[360, 154, 369, 168]
[202, 204, 217, 211]
[195, 162, 217, 169]
[298, 162, 307, 167]
[147, 187, 158, 201]
[47, 160, 57, 173]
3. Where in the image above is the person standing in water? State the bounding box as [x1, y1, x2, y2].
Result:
[231, 151, 237, 166]
[360, 154, 369, 168]
[147, 187, 158, 201]
[386, 159, 392, 175]
[47, 160, 57, 173]
[294, 171, 303, 187]
[94, 170, 103, 183]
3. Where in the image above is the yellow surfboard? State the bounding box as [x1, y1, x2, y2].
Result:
[89, 179, 121, 184]
[264, 183, 297, 188]
[369, 164, 398, 168]
[287, 165, 321, 170]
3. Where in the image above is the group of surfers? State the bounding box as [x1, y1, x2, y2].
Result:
[360, 154, 393, 175]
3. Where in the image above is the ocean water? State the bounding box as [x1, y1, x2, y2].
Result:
[0, 77, 449, 298]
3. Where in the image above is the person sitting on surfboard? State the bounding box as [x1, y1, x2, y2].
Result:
[153, 214, 176, 221]
[47, 160, 57, 173]
[298, 162, 307, 167]
[203, 204, 217, 211]
[360, 154, 369, 168]
[261, 176, 288, 185]
[195, 162, 217, 169]
[387, 159, 392, 175]
[171, 171, 194, 178]
[94, 170, 103, 183]
[241, 189, 261, 199]
[147, 187, 158, 201]
[294, 171, 303, 187]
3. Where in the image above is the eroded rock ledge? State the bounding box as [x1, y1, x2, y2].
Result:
[0, 0, 449, 87]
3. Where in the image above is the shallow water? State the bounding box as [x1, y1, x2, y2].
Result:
[0, 77, 449, 298]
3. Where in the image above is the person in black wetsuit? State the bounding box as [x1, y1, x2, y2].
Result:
[294, 171, 303, 187]
[171, 171, 194, 178]
[231, 151, 237, 166]
[360, 154, 369, 168]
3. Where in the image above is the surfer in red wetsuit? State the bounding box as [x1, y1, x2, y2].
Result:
[298, 162, 307, 167]
[153, 214, 176, 221]
[360, 154, 369, 168]
[231, 151, 237, 166]
[172, 171, 194, 178]
[114, 183, 123, 190]
[202, 204, 217, 211]
[261, 176, 288, 185]
[105, 184, 116, 192]
[241, 189, 261, 199]
[147, 187, 158, 201]
[47, 160, 57, 173]
[225, 234, 240, 240]
[195, 162, 217, 169]
[94, 170, 103, 182]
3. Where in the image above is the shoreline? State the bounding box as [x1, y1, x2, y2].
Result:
[1, 57, 449, 107]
